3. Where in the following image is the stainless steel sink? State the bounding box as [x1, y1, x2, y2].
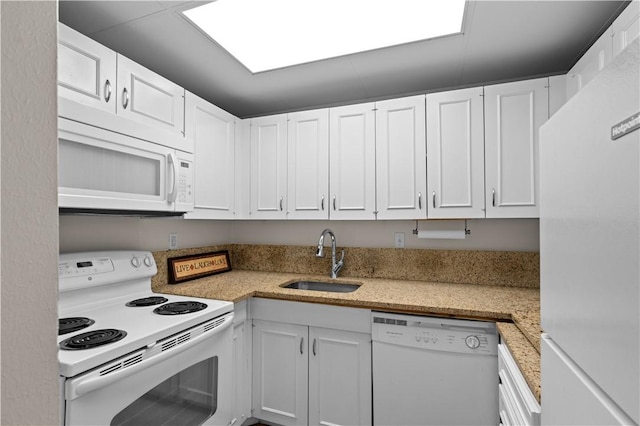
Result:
[282, 280, 361, 293]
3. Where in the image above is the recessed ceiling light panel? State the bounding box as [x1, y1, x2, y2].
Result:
[183, 0, 466, 73]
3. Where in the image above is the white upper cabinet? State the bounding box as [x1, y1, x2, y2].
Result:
[184, 92, 237, 220]
[250, 114, 288, 219]
[566, 30, 612, 100]
[426, 87, 485, 219]
[287, 109, 330, 220]
[484, 78, 548, 218]
[58, 23, 116, 114]
[116, 54, 185, 136]
[329, 103, 377, 220]
[612, 0, 640, 57]
[375, 96, 427, 220]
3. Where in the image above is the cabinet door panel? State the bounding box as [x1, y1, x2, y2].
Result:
[250, 115, 288, 219]
[287, 109, 329, 219]
[612, 1, 640, 57]
[117, 54, 185, 135]
[309, 327, 372, 426]
[58, 24, 116, 114]
[329, 103, 376, 220]
[485, 78, 548, 218]
[426, 87, 485, 218]
[252, 320, 307, 426]
[376, 96, 427, 220]
[184, 92, 236, 219]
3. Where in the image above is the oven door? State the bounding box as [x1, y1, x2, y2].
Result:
[63, 313, 233, 426]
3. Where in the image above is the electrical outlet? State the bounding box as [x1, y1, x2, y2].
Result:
[169, 233, 178, 250]
[394, 232, 405, 248]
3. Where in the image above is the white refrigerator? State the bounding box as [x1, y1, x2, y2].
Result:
[540, 38, 639, 425]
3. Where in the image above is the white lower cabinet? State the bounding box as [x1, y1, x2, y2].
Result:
[251, 299, 372, 426]
[498, 342, 540, 426]
[232, 300, 251, 426]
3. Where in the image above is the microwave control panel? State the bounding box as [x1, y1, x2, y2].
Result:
[177, 159, 194, 205]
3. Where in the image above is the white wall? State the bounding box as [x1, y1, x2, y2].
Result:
[0, 2, 59, 424]
[60, 216, 539, 253]
[232, 219, 539, 251]
[59, 216, 234, 253]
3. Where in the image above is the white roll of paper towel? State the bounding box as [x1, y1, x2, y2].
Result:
[416, 229, 467, 240]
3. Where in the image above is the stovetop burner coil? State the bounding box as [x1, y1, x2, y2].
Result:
[59, 329, 127, 350]
[125, 296, 169, 307]
[58, 317, 95, 336]
[153, 301, 208, 315]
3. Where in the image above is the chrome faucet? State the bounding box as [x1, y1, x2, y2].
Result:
[316, 229, 345, 279]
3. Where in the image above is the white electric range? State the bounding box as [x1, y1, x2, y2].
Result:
[58, 250, 234, 426]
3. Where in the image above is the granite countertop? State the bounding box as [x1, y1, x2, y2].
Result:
[152, 269, 541, 401]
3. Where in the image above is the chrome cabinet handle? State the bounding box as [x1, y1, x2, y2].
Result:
[321, 195, 325, 211]
[300, 337, 304, 355]
[104, 79, 111, 103]
[418, 192, 422, 210]
[333, 195, 336, 211]
[432, 191, 436, 209]
[492, 188, 496, 207]
[122, 87, 129, 109]
[279, 196, 284, 211]
[312, 338, 317, 356]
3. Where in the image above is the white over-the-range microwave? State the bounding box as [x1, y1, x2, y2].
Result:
[58, 101, 194, 215]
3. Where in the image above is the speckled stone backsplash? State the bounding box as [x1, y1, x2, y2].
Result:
[152, 244, 539, 288]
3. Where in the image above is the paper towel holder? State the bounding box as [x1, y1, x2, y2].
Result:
[411, 220, 471, 238]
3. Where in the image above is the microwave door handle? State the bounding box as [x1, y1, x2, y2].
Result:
[167, 152, 178, 203]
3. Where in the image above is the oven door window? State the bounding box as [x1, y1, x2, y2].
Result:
[111, 356, 218, 426]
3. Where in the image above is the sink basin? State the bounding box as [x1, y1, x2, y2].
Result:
[282, 280, 361, 293]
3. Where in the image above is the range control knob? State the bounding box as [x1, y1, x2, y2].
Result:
[143, 256, 154, 267]
[465, 335, 481, 349]
[130, 256, 141, 268]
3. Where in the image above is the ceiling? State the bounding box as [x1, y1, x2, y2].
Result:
[59, 0, 629, 118]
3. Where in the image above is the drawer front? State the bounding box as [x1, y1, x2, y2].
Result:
[498, 343, 541, 426]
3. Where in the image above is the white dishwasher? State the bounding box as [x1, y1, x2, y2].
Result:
[372, 312, 499, 425]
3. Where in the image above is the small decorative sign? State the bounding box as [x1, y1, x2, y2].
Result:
[168, 251, 231, 284]
[611, 112, 640, 140]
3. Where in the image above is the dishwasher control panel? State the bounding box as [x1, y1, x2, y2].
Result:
[372, 312, 498, 355]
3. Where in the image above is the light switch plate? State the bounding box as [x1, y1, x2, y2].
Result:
[394, 232, 405, 248]
[169, 233, 178, 250]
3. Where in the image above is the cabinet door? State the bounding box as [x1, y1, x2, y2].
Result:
[484, 78, 548, 218]
[376, 95, 427, 220]
[426, 87, 485, 218]
[252, 320, 308, 426]
[287, 109, 329, 220]
[58, 23, 116, 114]
[309, 327, 372, 426]
[566, 30, 612, 100]
[117, 54, 185, 136]
[250, 114, 288, 219]
[612, 0, 640, 57]
[184, 92, 236, 219]
[329, 103, 376, 220]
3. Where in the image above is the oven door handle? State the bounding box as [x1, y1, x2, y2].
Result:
[67, 313, 233, 400]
